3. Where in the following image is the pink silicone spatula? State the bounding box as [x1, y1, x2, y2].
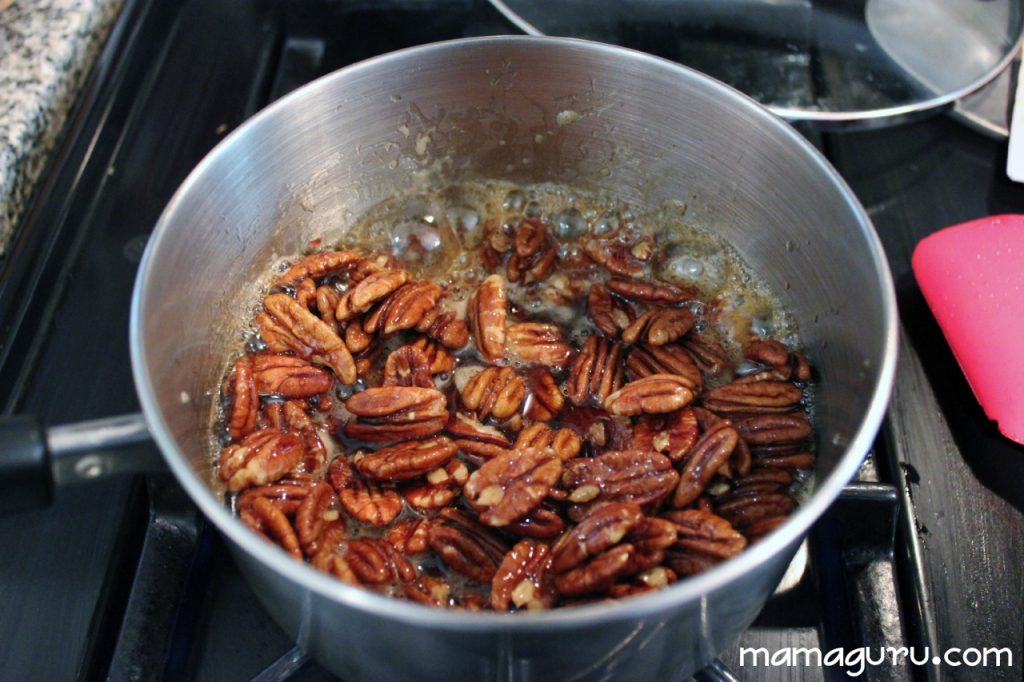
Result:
[912, 215, 1024, 445]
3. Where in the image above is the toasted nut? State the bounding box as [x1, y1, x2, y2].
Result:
[259, 293, 357, 384]
[568, 335, 625, 406]
[604, 374, 695, 416]
[673, 423, 739, 508]
[625, 343, 702, 391]
[219, 429, 305, 492]
[354, 436, 457, 481]
[587, 283, 636, 338]
[464, 447, 563, 526]
[274, 250, 362, 287]
[621, 307, 696, 346]
[251, 354, 333, 398]
[506, 322, 575, 368]
[606, 278, 696, 305]
[468, 275, 507, 361]
[383, 345, 435, 388]
[461, 366, 527, 420]
[491, 539, 556, 611]
[224, 356, 258, 442]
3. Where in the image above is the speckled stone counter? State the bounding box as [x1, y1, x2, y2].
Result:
[0, 0, 125, 257]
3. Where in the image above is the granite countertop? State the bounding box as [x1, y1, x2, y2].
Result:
[0, 0, 125, 258]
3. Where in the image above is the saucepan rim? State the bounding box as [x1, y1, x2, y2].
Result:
[130, 35, 898, 631]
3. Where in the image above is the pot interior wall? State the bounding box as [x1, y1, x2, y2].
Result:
[138, 38, 887, 562]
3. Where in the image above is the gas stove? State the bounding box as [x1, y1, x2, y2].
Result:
[0, 1, 1020, 680]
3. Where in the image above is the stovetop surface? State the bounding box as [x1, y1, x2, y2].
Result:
[0, 1, 1021, 680]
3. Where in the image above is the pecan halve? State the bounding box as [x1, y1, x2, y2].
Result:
[714, 492, 796, 530]
[606, 277, 696, 305]
[524, 367, 564, 421]
[219, 429, 305, 492]
[294, 481, 337, 552]
[409, 337, 456, 374]
[553, 544, 635, 597]
[344, 321, 374, 353]
[428, 508, 508, 583]
[673, 423, 739, 508]
[604, 374, 695, 416]
[568, 335, 624, 407]
[468, 275, 507, 361]
[345, 386, 447, 421]
[386, 517, 433, 554]
[733, 412, 812, 446]
[586, 283, 635, 338]
[663, 509, 747, 576]
[327, 456, 402, 526]
[252, 354, 333, 398]
[224, 356, 258, 441]
[445, 412, 513, 448]
[274, 250, 362, 288]
[621, 307, 696, 347]
[464, 447, 563, 526]
[244, 496, 303, 560]
[295, 278, 317, 310]
[702, 380, 803, 415]
[315, 285, 343, 331]
[507, 218, 558, 284]
[550, 502, 644, 574]
[354, 436, 457, 481]
[632, 408, 700, 462]
[514, 423, 581, 461]
[491, 539, 556, 611]
[504, 505, 566, 539]
[401, 459, 469, 510]
[416, 307, 469, 349]
[506, 322, 575, 368]
[625, 343, 703, 391]
[346, 538, 398, 584]
[343, 416, 447, 443]
[365, 281, 444, 337]
[260, 293, 357, 384]
[336, 269, 411, 321]
[562, 450, 678, 508]
[581, 239, 647, 277]
[681, 333, 731, 376]
[383, 345, 435, 389]
[461, 366, 526, 421]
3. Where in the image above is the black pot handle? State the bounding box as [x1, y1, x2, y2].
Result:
[0, 413, 163, 514]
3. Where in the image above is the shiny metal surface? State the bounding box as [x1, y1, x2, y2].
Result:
[48, 413, 159, 486]
[129, 37, 897, 680]
[488, 0, 1023, 127]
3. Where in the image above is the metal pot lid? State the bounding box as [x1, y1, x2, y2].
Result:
[489, 0, 1024, 128]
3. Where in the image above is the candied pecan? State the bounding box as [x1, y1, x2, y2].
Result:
[274, 250, 363, 287]
[582, 239, 646, 276]
[553, 543, 635, 597]
[243, 496, 303, 559]
[609, 566, 677, 597]
[259, 293, 357, 384]
[251, 354, 333, 398]
[346, 538, 398, 584]
[673, 423, 739, 508]
[308, 520, 346, 566]
[514, 423, 581, 461]
[315, 285, 343, 330]
[621, 307, 695, 347]
[733, 413, 812, 446]
[402, 574, 452, 608]
[410, 337, 456, 374]
[681, 333, 730, 376]
[550, 502, 644, 574]
[354, 436, 456, 481]
[445, 412, 513, 447]
[236, 481, 311, 517]
[664, 509, 746, 575]
[461, 366, 526, 421]
[327, 456, 402, 526]
[506, 323, 574, 368]
[224, 356, 258, 441]
[744, 339, 812, 383]
[625, 516, 678, 573]
[468, 275, 507, 361]
[219, 429, 305, 492]
[294, 481, 336, 552]
[383, 345, 434, 389]
[568, 335, 624, 407]
[279, 400, 327, 472]
[744, 515, 789, 541]
[364, 281, 444, 337]
[428, 508, 508, 583]
[491, 539, 556, 611]
[336, 269, 411, 321]
[352, 343, 382, 380]
[714, 492, 796, 530]
[606, 277, 696, 305]
[632, 408, 699, 462]
[562, 450, 678, 509]
[386, 518, 433, 554]
[416, 307, 469, 349]
[464, 447, 563, 526]
[524, 367, 564, 421]
[586, 283, 635, 338]
[344, 322, 374, 353]
[295, 278, 317, 310]
[625, 343, 702, 390]
[755, 451, 816, 469]
[703, 380, 803, 415]
[345, 386, 447, 421]
[344, 417, 446, 443]
[402, 459, 469, 510]
[507, 218, 558, 284]
[504, 505, 565, 539]
[604, 374, 695, 416]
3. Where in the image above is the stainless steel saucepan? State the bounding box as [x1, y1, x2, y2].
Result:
[3, 37, 898, 680]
